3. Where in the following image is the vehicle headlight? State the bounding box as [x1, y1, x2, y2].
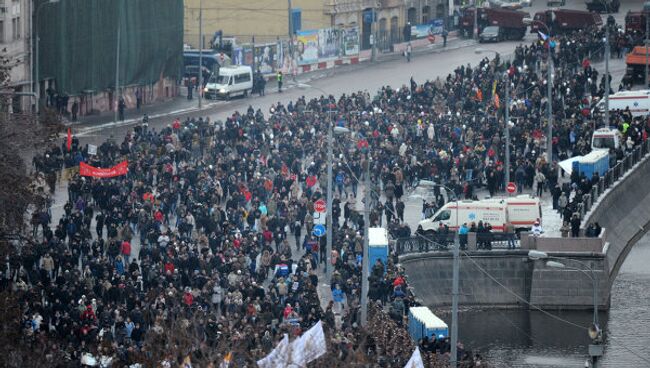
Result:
[219, 88, 226, 93]
[204, 87, 209, 92]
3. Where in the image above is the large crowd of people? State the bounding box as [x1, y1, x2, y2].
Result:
[7, 19, 650, 367]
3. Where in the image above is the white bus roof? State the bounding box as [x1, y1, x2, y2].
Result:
[409, 306, 448, 329]
[609, 90, 650, 97]
[368, 227, 388, 247]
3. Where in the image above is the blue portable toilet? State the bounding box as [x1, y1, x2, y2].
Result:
[368, 227, 389, 272]
[408, 306, 449, 342]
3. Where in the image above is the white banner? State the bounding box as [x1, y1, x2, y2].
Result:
[257, 334, 290, 368]
[290, 320, 327, 365]
[88, 144, 97, 156]
[404, 347, 425, 368]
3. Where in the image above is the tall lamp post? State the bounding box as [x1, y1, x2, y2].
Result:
[33, 0, 60, 114]
[475, 48, 511, 188]
[436, 184, 460, 367]
[643, 1, 650, 88]
[528, 250, 602, 367]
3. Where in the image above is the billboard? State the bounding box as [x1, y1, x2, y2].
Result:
[318, 28, 339, 60]
[296, 30, 319, 65]
[411, 19, 445, 39]
[254, 43, 278, 75]
[343, 27, 360, 56]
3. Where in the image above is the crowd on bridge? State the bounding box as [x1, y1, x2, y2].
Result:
[7, 17, 650, 368]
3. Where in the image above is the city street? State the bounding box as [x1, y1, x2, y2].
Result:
[23, 0, 650, 367]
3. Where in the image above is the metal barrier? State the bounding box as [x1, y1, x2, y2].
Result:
[395, 232, 520, 255]
[582, 140, 650, 224]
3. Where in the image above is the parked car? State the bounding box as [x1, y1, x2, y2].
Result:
[479, 26, 503, 42]
[520, 0, 532, 6]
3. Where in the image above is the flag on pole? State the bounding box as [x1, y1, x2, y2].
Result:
[66, 128, 72, 151]
[537, 30, 549, 41]
[491, 80, 497, 96]
[257, 334, 290, 368]
[404, 347, 425, 368]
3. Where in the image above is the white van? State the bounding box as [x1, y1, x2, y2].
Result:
[595, 90, 650, 117]
[204, 65, 253, 100]
[591, 127, 623, 151]
[418, 195, 541, 233]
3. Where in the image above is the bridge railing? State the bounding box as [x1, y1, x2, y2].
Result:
[581, 140, 650, 221]
[395, 232, 520, 255]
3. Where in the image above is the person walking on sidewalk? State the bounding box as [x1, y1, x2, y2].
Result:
[277, 71, 283, 93]
[187, 79, 194, 100]
[118, 97, 126, 121]
[405, 42, 412, 63]
[442, 29, 448, 47]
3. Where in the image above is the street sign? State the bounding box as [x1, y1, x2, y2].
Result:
[507, 182, 517, 194]
[312, 224, 326, 237]
[314, 199, 326, 213]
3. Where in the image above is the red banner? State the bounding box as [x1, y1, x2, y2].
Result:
[79, 161, 128, 178]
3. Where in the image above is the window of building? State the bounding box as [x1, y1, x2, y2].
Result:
[11, 17, 20, 40]
[422, 6, 430, 24]
[0, 21, 4, 43]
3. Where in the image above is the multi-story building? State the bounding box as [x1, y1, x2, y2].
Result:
[325, 0, 450, 52]
[183, 0, 331, 46]
[0, 0, 32, 112]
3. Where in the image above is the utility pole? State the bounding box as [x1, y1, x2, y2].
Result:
[449, 192, 460, 368]
[604, 25, 610, 127]
[360, 156, 371, 326]
[474, 0, 478, 40]
[325, 119, 334, 283]
[288, 0, 295, 79]
[198, 0, 203, 109]
[546, 51, 553, 164]
[371, 5, 377, 61]
[504, 75, 511, 187]
[113, 1, 121, 125]
[643, 10, 650, 88]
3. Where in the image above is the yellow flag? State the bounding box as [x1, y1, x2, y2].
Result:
[492, 80, 497, 96]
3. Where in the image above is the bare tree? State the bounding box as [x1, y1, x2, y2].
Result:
[0, 50, 61, 236]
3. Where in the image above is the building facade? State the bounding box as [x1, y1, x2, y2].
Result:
[325, 0, 449, 52]
[0, 0, 32, 112]
[184, 0, 330, 46]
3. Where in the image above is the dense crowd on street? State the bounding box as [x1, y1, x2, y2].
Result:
[7, 19, 650, 367]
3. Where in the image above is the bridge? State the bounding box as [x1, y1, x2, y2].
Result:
[399, 140, 650, 310]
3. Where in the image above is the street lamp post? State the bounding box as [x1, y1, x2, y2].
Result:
[360, 155, 371, 326]
[198, 0, 203, 109]
[435, 184, 460, 367]
[33, 0, 60, 114]
[528, 251, 602, 367]
[644, 2, 650, 87]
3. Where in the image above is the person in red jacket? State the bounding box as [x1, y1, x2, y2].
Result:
[121, 240, 131, 264]
[183, 288, 194, 306]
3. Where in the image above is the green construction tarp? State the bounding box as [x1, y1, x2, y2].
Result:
[37, 0, 183, 95]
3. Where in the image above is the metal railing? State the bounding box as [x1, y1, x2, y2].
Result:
[395, 232, 520, 255]
[580, 140, 650, 222]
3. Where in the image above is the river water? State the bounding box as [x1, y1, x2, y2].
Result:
[438, 236, 650, 368]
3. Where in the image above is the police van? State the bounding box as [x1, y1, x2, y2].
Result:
[204, 65, 253, 100]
